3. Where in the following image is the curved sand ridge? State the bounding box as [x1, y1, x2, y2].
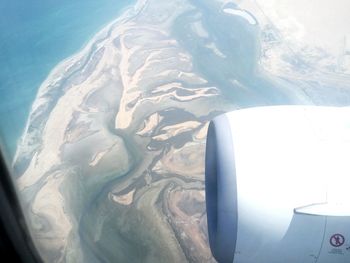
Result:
[13, 1, 225, 262]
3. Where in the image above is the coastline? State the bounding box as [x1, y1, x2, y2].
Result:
[13, 0, 144, 167]
[0, 0, 139, 160]
[11, 0, 350, 262]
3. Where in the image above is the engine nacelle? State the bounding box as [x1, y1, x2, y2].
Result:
[205, 106, 350, 263]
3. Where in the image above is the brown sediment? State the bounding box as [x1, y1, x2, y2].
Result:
[193, 122, 209, 141]
[110, 188, 136, 205]
[152, 121, 202, 141]
[153, 141, 205, 180]
[166, 188, 214, 262]
[136, 112, 163, 136]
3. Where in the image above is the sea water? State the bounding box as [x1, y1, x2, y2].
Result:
[0, 0, 134, 162]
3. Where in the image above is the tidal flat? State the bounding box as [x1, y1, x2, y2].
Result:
[13, 0, 350, 262]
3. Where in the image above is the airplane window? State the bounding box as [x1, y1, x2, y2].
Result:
[0, 0, 350, 262]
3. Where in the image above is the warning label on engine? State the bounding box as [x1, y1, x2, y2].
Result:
[330, 234, 345, 247]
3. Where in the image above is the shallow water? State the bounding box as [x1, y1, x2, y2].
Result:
[0, 0, 134, 159]
[10, 0, 350, 262]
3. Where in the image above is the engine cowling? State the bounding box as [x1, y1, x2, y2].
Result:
[205, 106, 350, 263]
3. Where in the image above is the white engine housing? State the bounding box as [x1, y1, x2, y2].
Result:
[205, 106, 350, 263]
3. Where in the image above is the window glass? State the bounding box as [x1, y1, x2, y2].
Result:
[1, 0, 350, 262]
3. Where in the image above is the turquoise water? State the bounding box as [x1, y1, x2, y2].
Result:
[0, 0, 134, 161]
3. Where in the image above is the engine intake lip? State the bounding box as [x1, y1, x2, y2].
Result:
[205, 114, 238, 263]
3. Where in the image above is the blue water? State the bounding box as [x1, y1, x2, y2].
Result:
[0, 0, 134, 161]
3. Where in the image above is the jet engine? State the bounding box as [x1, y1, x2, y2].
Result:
[205, 106, 350, 263]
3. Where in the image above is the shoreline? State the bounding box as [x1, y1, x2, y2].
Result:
[13, 0, 146, 166]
